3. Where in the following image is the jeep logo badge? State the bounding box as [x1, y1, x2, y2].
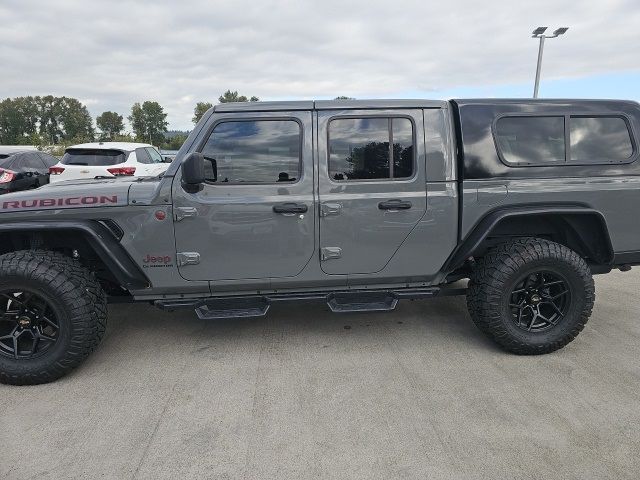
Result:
[142, 254, 173, 268]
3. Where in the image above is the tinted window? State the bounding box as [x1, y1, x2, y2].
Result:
[328, 117, 414, 181]
[570, 116, 633, 162]
[329, 118, 389, 180]
[392, 118, 414, 178]
[495, 116, 565, 164]
[61, 149, 126, 166]
[146, 147, 164, 163]
[135, 148, 152, 164]
[201, 120, 301, 184]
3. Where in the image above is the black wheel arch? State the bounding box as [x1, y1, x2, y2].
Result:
[443, 204, 614, 275]
[0, 220, 149, 291]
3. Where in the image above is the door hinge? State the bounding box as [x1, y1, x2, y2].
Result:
[320, 203, 342, 217]
[320, 247, 342, 261]
[174, 207, 198, 222]
[177, 252, 201, 266]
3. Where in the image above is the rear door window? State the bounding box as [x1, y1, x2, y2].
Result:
[569, 116, 634, 163]
[328, 117, 414, 181]
[135, 148, 153, 164]
[61, 149, 126, 166]
[495, 116, 565, 165]
[145, 147, 164, 163]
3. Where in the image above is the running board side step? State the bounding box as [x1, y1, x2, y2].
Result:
[327, 291, 397, 313]
[195, 297, 270, 320]
[154, 285, 466, 320]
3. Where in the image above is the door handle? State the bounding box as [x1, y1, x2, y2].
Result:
[378, 199, 412, 210]
[273, 202, 308, 214]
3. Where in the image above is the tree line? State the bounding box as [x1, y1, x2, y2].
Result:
[0, 96, 93, 146]
[0, 95, 173, 147]
[0, 90, 355, 149]
[0, 90, 260, 149]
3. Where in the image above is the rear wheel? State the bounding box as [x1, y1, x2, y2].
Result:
[467, 238, 594, 354]
[0, 250, 107, 385]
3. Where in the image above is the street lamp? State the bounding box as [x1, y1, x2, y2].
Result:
[532, 26, 569, 98]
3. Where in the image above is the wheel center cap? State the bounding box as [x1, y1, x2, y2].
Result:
[17, 316, 31, 328]
[530, 293, 542, 305]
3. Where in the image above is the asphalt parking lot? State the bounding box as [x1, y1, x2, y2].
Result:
[1, 270, 639, 480]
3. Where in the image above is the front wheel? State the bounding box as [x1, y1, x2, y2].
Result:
[0, 251, 107, 385]
[467, 238, 595, 354]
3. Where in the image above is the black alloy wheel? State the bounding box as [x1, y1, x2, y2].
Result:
[0, 250, 107, 385]
[0, 289, 60, 359]
[509, 270, 571, 333]
[467, 237, 594, 354]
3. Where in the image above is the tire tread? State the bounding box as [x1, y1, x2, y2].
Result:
[467, 237, 594, 354]
[0, 250, 107, 385]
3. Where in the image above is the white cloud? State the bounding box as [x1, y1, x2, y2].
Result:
[1, 0, 639, 129]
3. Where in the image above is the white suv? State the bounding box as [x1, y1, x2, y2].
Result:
[49, 142, 169, 183]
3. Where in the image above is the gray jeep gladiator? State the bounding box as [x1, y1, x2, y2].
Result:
[1, 98, 639, 385]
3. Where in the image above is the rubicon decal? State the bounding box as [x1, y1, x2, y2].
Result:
[1, 196, 118, 210]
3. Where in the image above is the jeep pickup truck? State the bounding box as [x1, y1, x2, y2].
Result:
[1, 99, 639, 385]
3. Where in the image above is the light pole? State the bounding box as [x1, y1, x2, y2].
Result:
[532, 26, 569, 98]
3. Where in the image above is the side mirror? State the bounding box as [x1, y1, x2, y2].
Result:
[181, 152, 205, 193]
[163, 155, 174, 163]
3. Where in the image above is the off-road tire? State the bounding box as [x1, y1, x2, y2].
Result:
[0, 250, 107, 385]
[467, 237, 594, 354]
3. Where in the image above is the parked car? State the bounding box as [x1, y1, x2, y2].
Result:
[0, 148, 58, 194]
[160, 150, 179, 162]
[1, 98, 640, 385]
[49, 142, 168, 183]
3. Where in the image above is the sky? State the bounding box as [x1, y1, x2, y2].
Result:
[1, 0, 639, 131]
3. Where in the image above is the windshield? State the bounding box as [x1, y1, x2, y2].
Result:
[61, 149, 126, 166]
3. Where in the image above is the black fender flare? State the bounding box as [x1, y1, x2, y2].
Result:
[442, 204, 614, 273]
[0, 220, 149, 290]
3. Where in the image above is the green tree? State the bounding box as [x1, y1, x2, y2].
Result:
[0, 97, 34, 144]
[128, 101, 168, 146]
[0, 95, 92, 145]
[192, 102, 213, 125]
[163, 133, 189, 150]
[18, 96, 40, 138]
[112, 133, 136, 143]
[218, 90, 259, 103]
[59, 97, 94, 142]
[96, 111, 124, 139]
[37, 95, 63, 144]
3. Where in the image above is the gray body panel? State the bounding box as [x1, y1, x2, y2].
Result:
[464, 176, 640, 253]
[317, 108, 428, 275]
[0, 178, 131, 212]
[167, 105, 457, 294]
[454, 99, 640, 257]
[172, 110, 316, 284]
